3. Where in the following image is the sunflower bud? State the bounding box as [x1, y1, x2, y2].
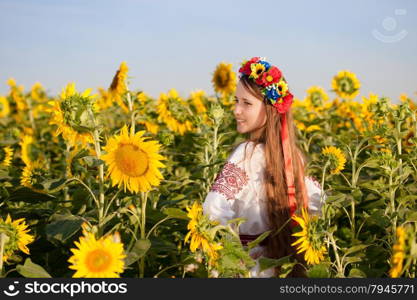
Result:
[159, 132, 174, 146]
[210, 105, 224, 124]
[60, 95, 96, 133]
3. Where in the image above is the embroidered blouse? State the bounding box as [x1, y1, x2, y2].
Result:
[202, 141, 326, 277]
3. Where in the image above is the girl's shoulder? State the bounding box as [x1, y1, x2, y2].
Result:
[233, 140, 264, 153]
[229, 141, 265, 165]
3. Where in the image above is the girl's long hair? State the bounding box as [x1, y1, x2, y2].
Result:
[238, 75, 309, 277]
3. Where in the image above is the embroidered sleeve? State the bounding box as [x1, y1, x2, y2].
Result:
[203, 143, 252, 225]
[210, 162, 249, 200]
[305, 175, 326, 216]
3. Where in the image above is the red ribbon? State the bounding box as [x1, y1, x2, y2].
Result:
[280, 113, 308, 220]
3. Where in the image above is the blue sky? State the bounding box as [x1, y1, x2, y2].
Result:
[1, 0, 416, 102]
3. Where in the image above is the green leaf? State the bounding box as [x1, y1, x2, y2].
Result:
[16, 258, 51, 278]
[325, 193, 347, 204]
[125, 239, 151, 266]
[72, 148, 90, 161]
[307, 264, 330, 278]
[258, 255, 291, 272]
[398, 195, 417, 207]
[6, 187, 56, 203]
[366, 211, 390, 228]
[343, 256, 363, 265]
[278, 262, 297, 278]
[42, 178, 67, 193]
[161, 208, 188, 220]
[348, 268, 366, 278]
[247, 231, 271, 250]
[406, 211, 417, 222]
[82, 156, 104, 167]
[344, 244, 369, 256]
[45, 215, 84, 243]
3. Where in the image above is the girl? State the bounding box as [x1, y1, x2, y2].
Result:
[203, 57, 325, 277]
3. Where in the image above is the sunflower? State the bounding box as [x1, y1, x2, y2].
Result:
[102, 125, 166, 193]
[291, 208, 326, 265]
[249, 63, 266, 79]
[109, 61, 129, 112]
[294, 120, 306, 131]
[0, 214, 34, 261]
[322, 146, 346, 174]
[20, 161, 47, 192]
[306, 125, 321, 133]
[400, 93, 417, 110]
[306, 86, 329, 107]
[276, 78, 289, 97]
[360, 93, 379, 131]
[212, 62, 236, 96]
[0, 96, 10, 118]
[190, 90, 207, 114]
[68, 232, 125, 278]
[30, 82, 46, 102]
[7, 78, 27, 111]
[19, 135, 36, 165]
[389, 226, 406, 278]
[137, 91, 149, 104]
[95, 87, 113, 111]
[157, 89, 193, 135]
[1, 146, 13, 167]
[332, 70, 360, 100]
[403, 130, 415, 153]
[47, 83, 94, 147]
[138, 120, 159, 135]
[184, 202, 223, 265]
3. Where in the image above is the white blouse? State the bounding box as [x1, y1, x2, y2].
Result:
[202, 141, 326, 277]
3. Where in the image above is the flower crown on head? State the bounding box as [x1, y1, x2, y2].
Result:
[238, 57, 293, 114]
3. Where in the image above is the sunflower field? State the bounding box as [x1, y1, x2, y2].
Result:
[1, 61, 417, 278]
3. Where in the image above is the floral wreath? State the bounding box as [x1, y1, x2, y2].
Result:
[238, 57, 293, 114]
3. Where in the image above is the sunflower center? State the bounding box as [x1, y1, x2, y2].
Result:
[311, 92, 323, 106]
[85, 249, 112, 272]
[339, 78, 354, 93]
[217, 70, 230, 88]
[115, 144, 149, 177]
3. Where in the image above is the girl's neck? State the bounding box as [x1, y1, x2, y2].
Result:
[249, 126, 264, 140]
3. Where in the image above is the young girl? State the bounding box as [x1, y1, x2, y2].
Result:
[203, 57, 325, 277]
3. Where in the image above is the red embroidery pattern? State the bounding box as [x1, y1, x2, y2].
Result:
[210, 162, 249, 200]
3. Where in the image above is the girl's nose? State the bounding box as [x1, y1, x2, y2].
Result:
[234, 104, 242, 117]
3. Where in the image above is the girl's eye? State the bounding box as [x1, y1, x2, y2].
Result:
[245, 102, 251, 106]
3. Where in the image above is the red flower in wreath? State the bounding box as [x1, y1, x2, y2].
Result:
[273, 92, 293, 114]
[256, 66, 282, 87]
[239, 57, 260, 75]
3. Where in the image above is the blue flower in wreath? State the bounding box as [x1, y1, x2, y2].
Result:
[266, 87, 280, 102]
[259, 60, 271, 70]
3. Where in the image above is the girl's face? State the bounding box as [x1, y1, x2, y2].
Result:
[233, 80, 267, 138]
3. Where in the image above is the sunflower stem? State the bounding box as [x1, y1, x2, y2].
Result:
[146, 216, 171, 240]
[139, 191, 148, 278]
[320, 161, 329, 204]
[127, 90, 135, 135]
[328, 233, 343, 277]
[27, 96, 37, 132]
[66, 177, 99, 209]
[87, 108, 105, 237]
[64, 144, 71, 202]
